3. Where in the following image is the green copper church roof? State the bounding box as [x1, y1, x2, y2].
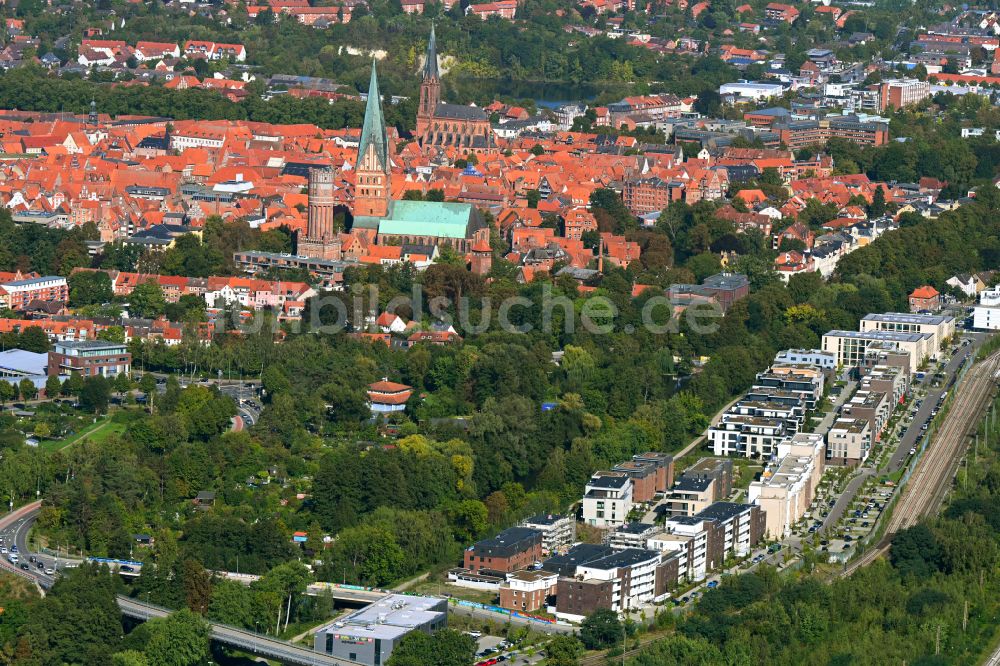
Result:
[377, 200, 474, 239]
[423, 24, 439, 81]
[357, 59, 389, 174]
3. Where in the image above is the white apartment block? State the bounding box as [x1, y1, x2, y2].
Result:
[973, 288, 1000, 330]
[773, 348, 837, 371]
[657, 517, 712, 582]
[521, 514, 576, 554]
[709, 413, 789, 458]
[582, 472, 633, 528]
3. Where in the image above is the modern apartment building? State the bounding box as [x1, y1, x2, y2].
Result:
[822, 330, 933, 372]
[695, 502, 765, 559]
[827, 417, 871, 465]
[859, 313, 954, 355]
[859, 364, 908, 407]
[520, 514, 576, 554]
[841, 389, 892, 440]
[608, 522, 659, 550]
[47, 341, 131, 378]
[773, 348, 837, 371]
[582, 472, 634, 528]
[654, 501, 764, 582]
[683, 458, 733, 499]
[748, 433, 825, 539]
[662, 475, 718, 517]
[709, 413, 790, 458]
[973, 287, 1000, 330]
[554, 548, 664, 622]
[754, 367, 824, 409]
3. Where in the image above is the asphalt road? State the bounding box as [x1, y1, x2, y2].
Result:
[886, 337, 980, 473]
[821, 470, 874, 533]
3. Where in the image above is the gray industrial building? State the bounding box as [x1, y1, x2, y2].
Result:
[313, 594, 447, 666]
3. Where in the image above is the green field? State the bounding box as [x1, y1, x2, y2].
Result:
[36, 417, 126, 453]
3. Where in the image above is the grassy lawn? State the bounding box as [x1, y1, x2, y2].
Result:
[732, 459, 764, 491]
[37, 416, 125, 453]
[410, 577, 498, 605]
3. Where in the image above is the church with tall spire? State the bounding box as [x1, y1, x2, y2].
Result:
[414, 25, 492, 153]
[354, 59, 391, 219]
[349, 58, 488, 253]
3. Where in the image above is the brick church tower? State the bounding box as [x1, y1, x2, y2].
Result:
[415, 24, 440, 142]
[353, 59, 391, 219]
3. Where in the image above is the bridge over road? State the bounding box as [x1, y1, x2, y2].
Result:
[117, 596, 362, 666]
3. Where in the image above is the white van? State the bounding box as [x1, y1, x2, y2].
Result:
[8, 553, 18, 564]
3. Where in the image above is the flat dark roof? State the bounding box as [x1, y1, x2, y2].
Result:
[583, 548, 660, 571]
[696, 501, 753, 522]
[542, 544, 614, 576]
[470, 527, 541, 558]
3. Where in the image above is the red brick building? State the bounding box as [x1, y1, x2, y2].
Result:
[463, 527, 543, 574]
[499, 569, 558, 612]
[909, 285, 940, 312]
[622, 177, 682, 216]
[47, 341, 131, 378]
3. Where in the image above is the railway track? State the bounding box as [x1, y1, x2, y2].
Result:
[843, 351, 1000, 576]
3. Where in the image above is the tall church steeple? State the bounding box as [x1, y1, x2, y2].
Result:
[416, 25, 440, 142]
[354, 59, 391, 218]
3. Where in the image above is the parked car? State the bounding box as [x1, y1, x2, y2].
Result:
[707, 580, 719, 589]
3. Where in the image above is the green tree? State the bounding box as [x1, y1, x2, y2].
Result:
[69, 270, 113, 306]
[130, 280, 167, 318]
[0, 381, 14, 406]
[182, 559, 212, 615]
[80, 375, 111, 414]
[546, 635, 584, 666]
[111, 651, 150, 666]
[18, 326, 50, 353]
[322, 525, 405, 586]
[114, 372, 133, 396]
[387, 629, 476, 666]
[18, 378, 35, 401]
[580, 608, 622, 650]
[869, 185, 887, 218]
[143, 608, 211, 666]
[63, 370, 85, 396]
[45, 374, 62, 399]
